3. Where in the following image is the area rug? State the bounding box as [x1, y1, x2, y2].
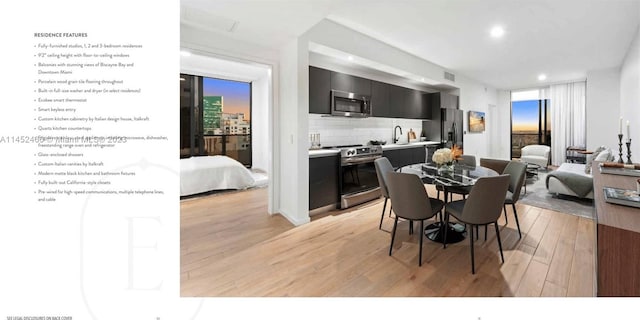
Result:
[518, 170, 595, 219]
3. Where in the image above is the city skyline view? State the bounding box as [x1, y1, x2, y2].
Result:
[512, 99, 551, 132]
[203, 77, 251, 120]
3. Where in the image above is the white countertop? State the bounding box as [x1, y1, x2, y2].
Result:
[381, 141, 441, 150]
[309, 149, 340, 158]
[309, 141, 441, 158]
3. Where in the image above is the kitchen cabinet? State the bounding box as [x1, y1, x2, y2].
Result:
[330, 71, 371, 95]
[383, 146, 426, 169]
[307, 66, 429, 119]
[309, 155, 339, 210]
[429, 92, 459, 110]
[371, 80, 391, 117]
[309, 66, 331, 114]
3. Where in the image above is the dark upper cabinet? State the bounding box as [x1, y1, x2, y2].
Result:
[309, 66, 331, 114]
[309, 155, 339, 210]
[308, 66, 430, 119]
[429, 92, 459, 109]
[371, 81, 391, 117]
[330, 71, 371, 95]
[388, 85, 406, 118]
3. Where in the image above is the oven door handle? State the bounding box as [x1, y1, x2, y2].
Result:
[341, 155, 381, 165]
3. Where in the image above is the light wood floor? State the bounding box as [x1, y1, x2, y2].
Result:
[180, 186, 596, 297]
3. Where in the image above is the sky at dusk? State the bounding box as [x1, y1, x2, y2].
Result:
[512, 100, 550, 132]
[203, 77, 251, 120]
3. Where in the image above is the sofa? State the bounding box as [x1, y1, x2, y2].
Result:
[521, 145, 551, 169]
[545, 146, 615, 200]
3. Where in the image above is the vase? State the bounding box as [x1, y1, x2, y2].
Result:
[437, 163, 454, 175]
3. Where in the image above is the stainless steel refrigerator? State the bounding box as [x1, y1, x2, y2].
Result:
[441, 108, 464, 149]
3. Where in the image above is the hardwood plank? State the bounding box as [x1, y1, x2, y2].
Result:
[545, 215, 579, 290]
[540, 280, 567, 297]
[180, 186, 596, 297]
[567, 217, 596, 296]
[515, 259, 549, 297]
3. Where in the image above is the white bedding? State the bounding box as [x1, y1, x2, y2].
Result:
[180, 156, 256, 196]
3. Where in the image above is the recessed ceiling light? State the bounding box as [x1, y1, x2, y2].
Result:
[180, 50, 191, 57]
[490, 26, 505, 38]
[347, 55, 354, 61]
[538, 74, 547, 81]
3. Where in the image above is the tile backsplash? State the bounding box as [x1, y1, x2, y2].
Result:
[309, 114, 425, 148]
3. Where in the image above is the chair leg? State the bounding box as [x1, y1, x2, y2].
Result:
[437, 189, 441, 200]
[484, 224, 488, 241]
[389, 205, 393, 217]
[475, 225, 479, 240]
[389, 217, 399, 256]
[503, 204, 508, 225]
[494, 222, 505, 263]
[512, 203, 522, 238]
[443, 212, 450, 249]
[409, 221, 413, 235]
[379, 197, 388, 230]
[419, 220, 424, 266]
[469, 224, 475, 274]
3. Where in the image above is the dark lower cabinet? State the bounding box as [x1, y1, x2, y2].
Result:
[309, 155, 339, 210]
[382, 146, 426, 169]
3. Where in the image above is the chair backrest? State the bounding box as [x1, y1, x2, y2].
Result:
[521, 144, 551, 157]
[503, 160, 527, 200]
[479, 158, 510, 174]
[374, 157, 394, 198]
[457, 154, 476, 167]
[459, 174, 511, 225]
[385, 172, 436, 221]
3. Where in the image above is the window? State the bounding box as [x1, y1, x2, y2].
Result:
[511, 90, 551, 159]
[180, 73, 252, 167]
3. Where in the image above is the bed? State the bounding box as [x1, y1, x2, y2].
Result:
[180, 155, 257, 196]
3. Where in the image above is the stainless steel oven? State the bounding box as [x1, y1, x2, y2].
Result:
[339, 145, 382, 208]
[331, 90, 372, 118]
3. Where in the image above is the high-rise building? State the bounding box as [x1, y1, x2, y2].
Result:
[203, 96, 223, 134]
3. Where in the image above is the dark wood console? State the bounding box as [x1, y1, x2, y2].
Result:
[592, 161, 640, 296]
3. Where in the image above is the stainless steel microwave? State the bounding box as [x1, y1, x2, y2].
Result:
[330, 90, 371, 118]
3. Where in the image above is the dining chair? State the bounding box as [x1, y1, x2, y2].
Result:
[374, 157, 394, 230]
[385, 172, 445, 266]
[443, 174, 510, 274]
[502, 160, 527, 238]
[437, 154, 476, 202]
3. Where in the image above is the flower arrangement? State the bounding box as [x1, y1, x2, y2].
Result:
[432, 148, 453, 165]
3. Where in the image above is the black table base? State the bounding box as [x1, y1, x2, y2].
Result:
[424, 222, 467, 244]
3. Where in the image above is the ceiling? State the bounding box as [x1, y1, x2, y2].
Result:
[181, 0, 640, 90]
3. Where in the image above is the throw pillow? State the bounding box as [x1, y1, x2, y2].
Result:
[585, 146, 606, 174]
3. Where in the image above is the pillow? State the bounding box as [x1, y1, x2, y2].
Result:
[585, 146, 606, 174]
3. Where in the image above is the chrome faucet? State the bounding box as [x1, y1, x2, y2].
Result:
[393, 125, 403, 144]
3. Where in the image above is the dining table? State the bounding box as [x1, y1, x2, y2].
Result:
[398, 162, 499, 244]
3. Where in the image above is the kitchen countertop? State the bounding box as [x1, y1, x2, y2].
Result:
[309, 141, 441, 158]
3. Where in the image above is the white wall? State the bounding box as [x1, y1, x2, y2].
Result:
[620, 25, 640, 161]
[252, 73, 270, 172]
[586, 68, 621, 152]
[457, 82, 497, 160]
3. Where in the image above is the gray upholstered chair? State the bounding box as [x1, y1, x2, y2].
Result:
[385, 172, 445, 266]
[479, 158, 510, 175]
[443, 174, 511, 274]
[437, 154, 476, 202]
[502, 160, 527, 238]
[374, 157, 394, 229]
